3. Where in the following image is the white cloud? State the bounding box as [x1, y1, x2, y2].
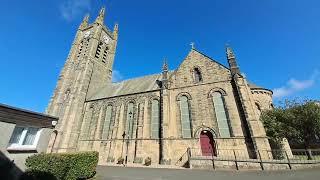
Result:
[112, 70, 123, 82]
[60, 0, 92, 21]
[273, 70, 319, 99]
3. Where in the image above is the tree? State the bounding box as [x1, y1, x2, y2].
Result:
[261, 100, 320, 149]
[287, 100, 320, 148]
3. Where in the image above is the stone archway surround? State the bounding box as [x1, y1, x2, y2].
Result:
[193, 126, 218, 156]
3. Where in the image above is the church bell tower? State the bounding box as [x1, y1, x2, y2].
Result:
[46, 7, 118, 152]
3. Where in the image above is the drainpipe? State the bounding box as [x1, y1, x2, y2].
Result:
[156, 80, 164, 164]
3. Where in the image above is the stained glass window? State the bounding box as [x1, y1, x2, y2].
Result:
[126, 103, 134, 138]
[151, 99, 160, 138]
[179, 96, 192, 138]
[102, 105, 113, 139]
[212, 92, 231, 137]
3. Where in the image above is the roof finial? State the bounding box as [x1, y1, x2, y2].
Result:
[226, 43, 235, 59]
[225, 44, 240, 76]
[162, 58, 169, 88]
[162, 59, 168, 72]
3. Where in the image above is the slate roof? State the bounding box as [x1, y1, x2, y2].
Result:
[87, 73, 163, 100]
[0, 103, 58, 128]
[248, 82, 263, 89]
[248, 81, 272, 92]
[87, 73, 271, 101]
[87, 49, 271, 101]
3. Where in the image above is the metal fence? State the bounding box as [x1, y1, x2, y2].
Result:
[185, 148, 320, 170]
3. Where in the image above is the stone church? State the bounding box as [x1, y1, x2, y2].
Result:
[46, 7, 274, 166]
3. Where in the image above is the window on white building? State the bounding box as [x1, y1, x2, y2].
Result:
[8, 126, 41, 150]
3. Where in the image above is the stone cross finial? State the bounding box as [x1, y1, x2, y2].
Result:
[190, 42, 195, 49]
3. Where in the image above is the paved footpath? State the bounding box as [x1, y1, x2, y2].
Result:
[96, 166, 320, 180]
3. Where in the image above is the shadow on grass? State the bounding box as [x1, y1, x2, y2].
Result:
[19, 171, 57, 180]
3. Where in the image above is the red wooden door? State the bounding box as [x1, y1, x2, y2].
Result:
[200, 131, 215, 156]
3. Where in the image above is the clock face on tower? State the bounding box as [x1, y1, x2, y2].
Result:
[103, 35, 110, 44]
[84, 31, 91, 38]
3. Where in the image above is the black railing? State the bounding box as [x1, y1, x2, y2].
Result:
[188, 148, 320, 170]
[175, 148, 190, 168]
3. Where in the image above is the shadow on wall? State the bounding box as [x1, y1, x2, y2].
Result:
[0, 151, 57, 180]
[0, 151, 23, 180]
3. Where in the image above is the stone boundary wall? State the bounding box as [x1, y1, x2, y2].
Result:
[190, 158, 320, 170]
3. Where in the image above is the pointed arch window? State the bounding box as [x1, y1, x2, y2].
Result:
[63, 89, 70, 101]
[194, 68, 203, 83]
[102, 105, 113, 139]
[102, 46, 108, 63]
[58, 89, 70, 117]
[179, 95, 192, 138]
[80, 105, 94, 140]
[95, 42, 103, 58]
[212, 92, 231, 137]
[77, 40, 84, 57]
[125, 102, 134, 138]
[151, 99, 160, 138]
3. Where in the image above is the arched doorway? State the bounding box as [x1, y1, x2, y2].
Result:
[200, 130, 216, 156]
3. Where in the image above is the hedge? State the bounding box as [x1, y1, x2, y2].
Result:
[24, 151, 99, 180]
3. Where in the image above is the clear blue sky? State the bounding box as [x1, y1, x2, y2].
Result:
[0, 0, 319, 112]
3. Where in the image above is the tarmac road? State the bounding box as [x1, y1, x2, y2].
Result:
[96, 166, 320, 180]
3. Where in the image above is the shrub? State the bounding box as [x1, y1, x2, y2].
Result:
[25, 153, 69, 180]
[25, 151, 99, 180]
[144, 157, 151, 166]
[117, 157, 124, 164]
[64, 152, 98, 179]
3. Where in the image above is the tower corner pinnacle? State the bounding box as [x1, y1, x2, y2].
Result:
[94, 7, 106, 24]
